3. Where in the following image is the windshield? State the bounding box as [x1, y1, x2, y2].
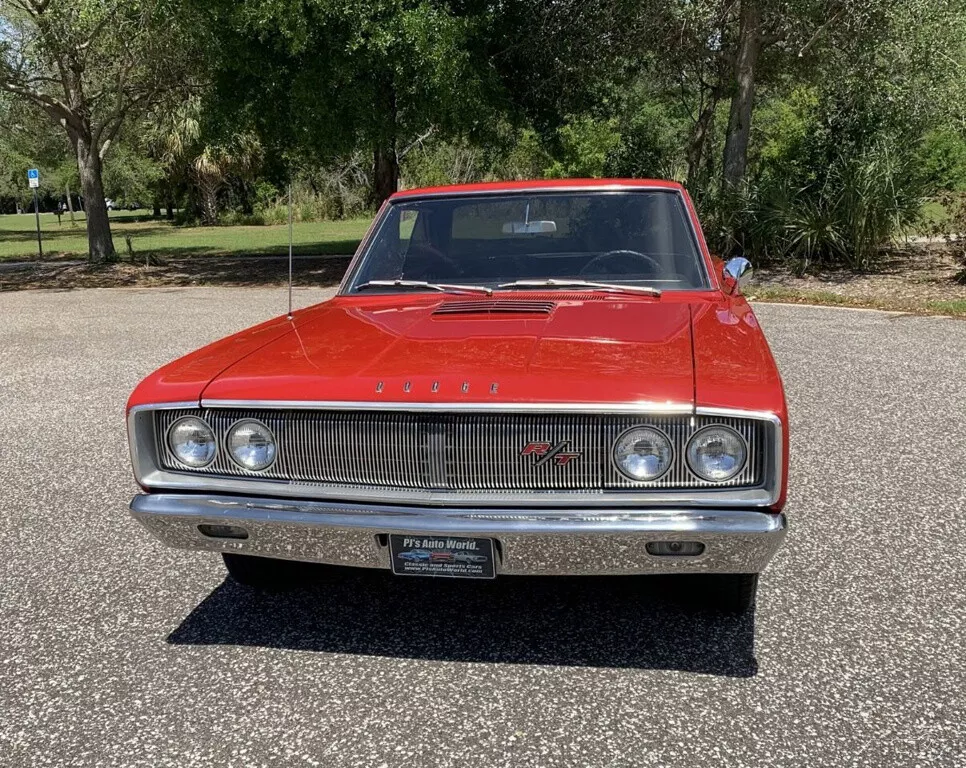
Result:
[344, 190, 710, 293]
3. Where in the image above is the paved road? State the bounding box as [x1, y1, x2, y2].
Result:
[1, 288, 964, 767]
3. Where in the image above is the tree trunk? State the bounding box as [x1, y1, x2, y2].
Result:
[165, 200, 174, 220]
[722, 0, 762, 189]
[687, 93, 719, 186]
[65, 184, 77, 226]
[74, 136, 116, 262]
[372, 145, 399, 207]
[153, 202, 161, 217]
[196, 173, 221, 225]
[370, 80, 399, 207]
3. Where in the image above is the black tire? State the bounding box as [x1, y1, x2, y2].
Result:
[709, 573, 759, 613]
[684, 573, 759, 614]
[222, 553, 305, 591]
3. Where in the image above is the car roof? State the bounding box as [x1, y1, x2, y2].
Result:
[389, 178, 684, 200]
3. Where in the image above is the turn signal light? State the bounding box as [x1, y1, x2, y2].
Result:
[198, 524, 249, 540]
[646, 541, 704, 557]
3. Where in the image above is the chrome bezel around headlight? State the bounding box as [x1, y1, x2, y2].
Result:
[165, 416, 217, 468]
[612, 426, 674, 482]
[685, 424, 748, 482]
[226, 419, 278, 472]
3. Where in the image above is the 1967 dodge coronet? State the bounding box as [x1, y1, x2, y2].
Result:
[126, 179, 788, 612]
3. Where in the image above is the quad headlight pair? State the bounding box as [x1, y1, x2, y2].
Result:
[166, 417, 277, 471]
[166, 416, 744, 482]
[613, 425, 747, 483]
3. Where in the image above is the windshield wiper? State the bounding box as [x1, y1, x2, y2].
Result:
[497, 279, 662, 297]
[355, 279, 493, 296]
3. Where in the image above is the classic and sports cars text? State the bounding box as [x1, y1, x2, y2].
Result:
[127, 179, 788, 612]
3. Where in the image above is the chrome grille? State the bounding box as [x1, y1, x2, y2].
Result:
[155, 409, 769, 492]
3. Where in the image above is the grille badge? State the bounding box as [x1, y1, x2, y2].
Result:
[521, 441, 582, 467]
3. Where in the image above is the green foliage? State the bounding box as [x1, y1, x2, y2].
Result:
[254, 182, 280, 210]
[708, 143, 926, 272]
[917, 129, 966, 192]
[251, 175, 371, 225]
[495, 130, 553, 181]
[4, 0, 966, 273]
[544, 118, 621, 179]
[402, 139, 487, 188]
[926, 190, 966, 282]
[102, 145, 163, 206]
[606, 98, 688, 180]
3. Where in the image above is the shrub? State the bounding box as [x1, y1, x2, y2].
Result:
[253, 162, 371, 224]
[543, 117, 622, 179]
[917, 128, 966, 192]
[402, 139, 487, 188]
[218, 210, 266, 226]
[928, 190, 966, 282]
[706, 143, 926, 272]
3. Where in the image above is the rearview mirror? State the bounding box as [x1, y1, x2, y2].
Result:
[723, 257, 753, 295]
[501, 220, 557, 235]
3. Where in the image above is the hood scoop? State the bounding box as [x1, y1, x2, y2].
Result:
[432, 299, 556, 317]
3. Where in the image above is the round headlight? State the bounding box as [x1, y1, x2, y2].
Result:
[613, 427, 673, 481]
[227, 420, 277, 471]
[686, 426, 747, 482]
[167, 416, 216, 468]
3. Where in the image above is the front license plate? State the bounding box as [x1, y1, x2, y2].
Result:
[389, 534, 496, 579]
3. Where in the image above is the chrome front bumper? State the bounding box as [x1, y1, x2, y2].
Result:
[130, 493, 787, 576]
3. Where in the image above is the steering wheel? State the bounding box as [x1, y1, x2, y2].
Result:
[402, 243, 463, 280]
[579, 249, 664, 277]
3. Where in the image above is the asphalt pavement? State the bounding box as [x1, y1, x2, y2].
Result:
[0, 287, 964, 767]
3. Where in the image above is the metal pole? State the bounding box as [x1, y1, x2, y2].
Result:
[287, 183, 294, 319]
[33, 188, 43, 258]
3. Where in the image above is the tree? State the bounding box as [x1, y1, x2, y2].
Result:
[195, 0, 642, 205]
[193, 0, 501, 206]
[0, 0, 200, 260]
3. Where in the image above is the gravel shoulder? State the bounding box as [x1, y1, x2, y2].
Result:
[750, 244, 966, 316]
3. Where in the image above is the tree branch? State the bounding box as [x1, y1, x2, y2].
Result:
[397, 126, 436, 161]
[0, 77, 74, 124]
[798, 11, 843, 57]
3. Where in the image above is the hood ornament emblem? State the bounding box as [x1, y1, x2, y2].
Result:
[373, 380, 500, 395]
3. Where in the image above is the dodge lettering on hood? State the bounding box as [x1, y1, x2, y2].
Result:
[126, 179, 788, 612]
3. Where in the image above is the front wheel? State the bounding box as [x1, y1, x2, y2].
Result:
[685, 573, 759, 614]
[222, 553, 306, 591]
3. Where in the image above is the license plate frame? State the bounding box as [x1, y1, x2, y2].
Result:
[388, 534, 496, 579]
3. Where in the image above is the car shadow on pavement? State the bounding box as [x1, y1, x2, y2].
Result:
[168, 565, 758, 677]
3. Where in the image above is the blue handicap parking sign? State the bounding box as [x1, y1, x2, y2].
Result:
[27, 169, 39, 179]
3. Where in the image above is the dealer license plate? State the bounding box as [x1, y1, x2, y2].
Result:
[388, 534, 496, 579]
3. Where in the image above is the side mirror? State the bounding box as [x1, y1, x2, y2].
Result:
[722, 257, 753, 295]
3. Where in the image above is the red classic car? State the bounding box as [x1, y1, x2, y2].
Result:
[127, 179, 788, 612]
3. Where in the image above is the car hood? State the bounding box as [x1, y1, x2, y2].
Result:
[200, 296, 696, 406]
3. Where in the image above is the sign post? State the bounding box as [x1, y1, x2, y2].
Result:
[27, 169, 43, 258]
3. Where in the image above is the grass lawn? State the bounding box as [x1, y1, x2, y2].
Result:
[750, 285, 966, 318]
[0, 210, 371, 261]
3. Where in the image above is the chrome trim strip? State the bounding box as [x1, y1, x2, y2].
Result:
[696, 406, 782, 422]
[389, 184, 678, 199]
[696, 407, 783, 507]
[199, 399, 696, 414]
[129, 402, 784, 508]
[130, 493, 787, 575]
[340, 187, 713, 294]
[131, 402, 201, 411]
[335, 199, 391, 294]
[127, 402, 200, 488]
